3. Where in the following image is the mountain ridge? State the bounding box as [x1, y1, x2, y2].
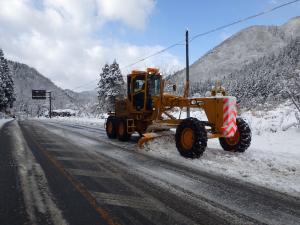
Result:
[170, 17, 300, 88]
[9, 60, 98, 116]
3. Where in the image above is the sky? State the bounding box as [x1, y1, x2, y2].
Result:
[0, 0, 299, 91]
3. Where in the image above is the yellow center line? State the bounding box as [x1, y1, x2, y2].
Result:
[29, 132, 121, 225]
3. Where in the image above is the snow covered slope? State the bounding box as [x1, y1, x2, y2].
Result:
[170, 17, 300, 85]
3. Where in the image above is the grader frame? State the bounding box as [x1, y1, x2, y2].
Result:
[106, 68, 251, 158]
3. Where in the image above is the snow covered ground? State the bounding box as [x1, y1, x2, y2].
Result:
[37, 102, 300, 197]
[145, 102, 300, 197]
[0, 112, 13, 129]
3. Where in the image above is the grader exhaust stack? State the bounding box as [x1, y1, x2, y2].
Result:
[105, 68, 251, 158]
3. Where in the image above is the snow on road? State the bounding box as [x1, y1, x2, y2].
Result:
[11, 121, 67, 225]
[37, 102, 300, 197]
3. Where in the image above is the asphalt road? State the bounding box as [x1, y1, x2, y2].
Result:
[1, 119, 300, 225]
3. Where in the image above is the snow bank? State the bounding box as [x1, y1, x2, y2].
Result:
[145, 103, 300, 197]
[0, 119, 12, 129]
[242, 102, 300, 134]
[0, 112, 13, 129]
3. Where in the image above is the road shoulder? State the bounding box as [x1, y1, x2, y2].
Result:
[0, 120, 29, 225]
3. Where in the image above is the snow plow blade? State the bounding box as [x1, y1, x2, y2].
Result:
[138, 133, 160, 147]
[138, 131, 173, 147]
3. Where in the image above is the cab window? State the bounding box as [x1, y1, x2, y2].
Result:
[134, 76, 145, 92]
[148, 75, 161, 96]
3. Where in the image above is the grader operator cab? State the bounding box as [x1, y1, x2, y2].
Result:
[106, 68, 251, 158]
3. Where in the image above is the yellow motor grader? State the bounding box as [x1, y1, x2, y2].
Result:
[105, 68, 251, 158]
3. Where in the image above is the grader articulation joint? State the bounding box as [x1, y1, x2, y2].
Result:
[105, 68, 251, 158]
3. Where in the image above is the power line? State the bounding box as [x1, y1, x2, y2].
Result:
[65, 0, 300, 92]
[69, 42, 184, 92]
[71, 79, 98, 91]
[120, 42, 184, 70]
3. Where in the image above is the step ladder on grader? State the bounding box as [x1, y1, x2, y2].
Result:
[105, 68, 251, 158]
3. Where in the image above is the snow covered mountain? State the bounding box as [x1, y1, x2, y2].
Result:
[170, 17, 300, 87]
[184, 36, 300, 109]
[9, 61, 98, 116]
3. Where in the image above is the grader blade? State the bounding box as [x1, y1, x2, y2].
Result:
[138, 131, 173, 147]
[138, 133, 159, 147]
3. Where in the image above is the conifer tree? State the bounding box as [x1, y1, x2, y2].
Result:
[0, 49, 15, 111]
[97, 60, 125, 112]
[97, 63, 110, 112]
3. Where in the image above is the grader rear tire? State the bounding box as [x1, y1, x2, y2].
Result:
[106, 116, 117, 139]
[116, 118, 131, 141]
[219, 118, 251, 152]
[175, 118, 207, 158]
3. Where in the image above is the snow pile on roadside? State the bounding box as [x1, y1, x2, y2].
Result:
[242, 102, 300, 134]
[39, 116, 105, 127]
[145, 103, 300, 197]
[0, 119, 12, 129]
[166, 102, 300, 134]
[0, 112, 13, 129]
[52, 108, 77, 114]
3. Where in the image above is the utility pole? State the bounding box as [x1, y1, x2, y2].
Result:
[186, 29, 190, 118]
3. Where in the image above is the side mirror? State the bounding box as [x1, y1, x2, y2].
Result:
[173, 84, 177, 92]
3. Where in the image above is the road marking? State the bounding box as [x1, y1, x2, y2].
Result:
[56, 156, 95, 162]
[27, 134, 120, 225]
[93, 192, 160, 211]
[67, 168, 111, 179]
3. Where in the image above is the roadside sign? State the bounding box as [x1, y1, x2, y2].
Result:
[32, 90, 46, 99]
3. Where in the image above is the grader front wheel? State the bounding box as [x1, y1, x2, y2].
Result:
[219, 118, 251, 152]
[175, 118, 207, 158]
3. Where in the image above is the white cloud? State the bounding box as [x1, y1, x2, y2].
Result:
[95, 0, 155, 29]
[0, 0, 183, 91]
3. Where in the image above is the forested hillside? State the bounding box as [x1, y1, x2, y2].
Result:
[8, 61, 98, 116]
[190, 37, 300, 109]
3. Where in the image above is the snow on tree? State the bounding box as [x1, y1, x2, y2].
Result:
[0, 49, 15, 111]
[97, 60, 125, 112]
[109, 60, 125, 97]
[98, 63, 110, 112]
[188, 37, 300, 109]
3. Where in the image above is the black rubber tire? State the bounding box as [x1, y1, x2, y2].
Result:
[116, 118, 131, 141]
[106, 116, 117, 139]
[175, 117, 207, 158]
[219, 118, 251, 152]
